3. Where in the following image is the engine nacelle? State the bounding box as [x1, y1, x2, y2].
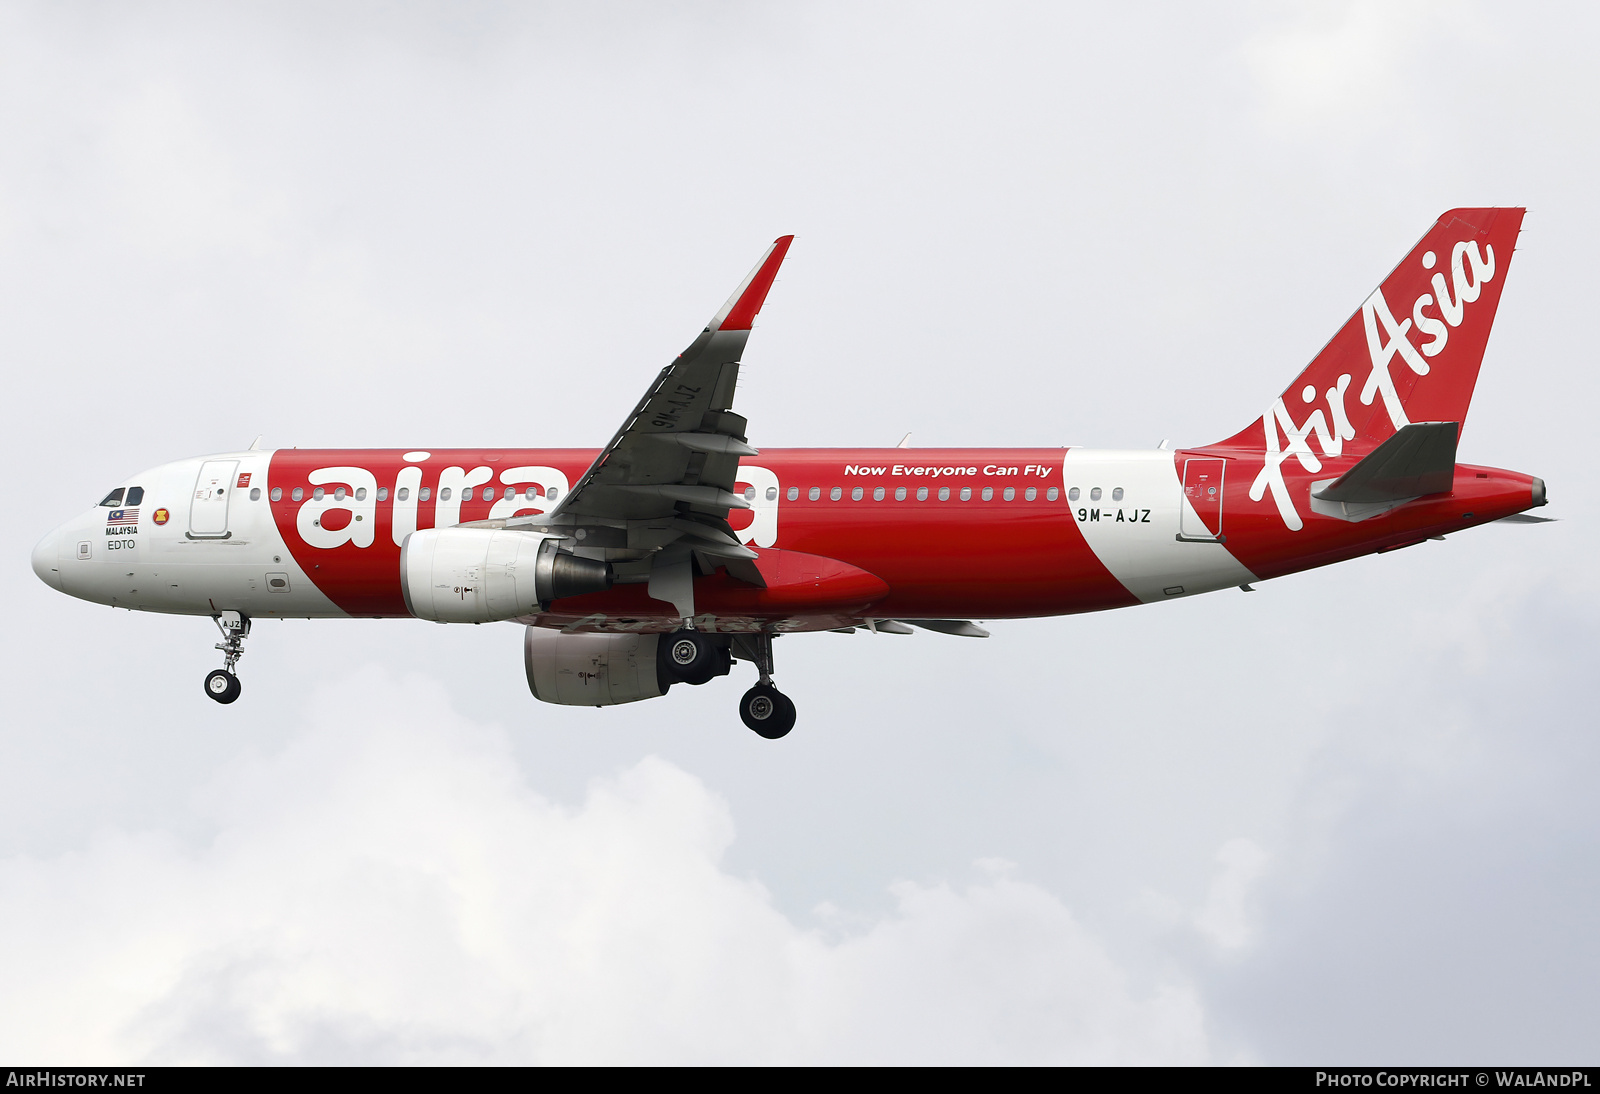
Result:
[525, 627, 666, 706]
[401, 527, 612, 623]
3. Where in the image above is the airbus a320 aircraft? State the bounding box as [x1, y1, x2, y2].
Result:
[33, 208, 1547, 738]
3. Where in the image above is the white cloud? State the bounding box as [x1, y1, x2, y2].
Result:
[0, 668, 1209, 1065]
[1193, 838, 1270, 951]
[1241, 1, 1468, 133]
[102, 80, 288, 259]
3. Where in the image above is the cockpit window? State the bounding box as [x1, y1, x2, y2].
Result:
[99, 488, 125, 507]
[125, 486, 144, 506]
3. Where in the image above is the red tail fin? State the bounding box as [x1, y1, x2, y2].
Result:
[1213, 208, 1524, 453]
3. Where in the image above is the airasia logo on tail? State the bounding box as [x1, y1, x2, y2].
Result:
[1250, 238, 1496, 531]
[1361, 240, 1496, 430]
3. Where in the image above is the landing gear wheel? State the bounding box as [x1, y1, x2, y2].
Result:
[740, 684, 796, 739]
[204, 669, 242, 705]
[659, 630, 721, 685]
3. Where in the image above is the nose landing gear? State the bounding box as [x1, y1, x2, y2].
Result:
[204, 611, 249, 705]
[731, 631, 796, 739]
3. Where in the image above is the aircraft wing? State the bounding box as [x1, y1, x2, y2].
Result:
[516, 236, 794, 613]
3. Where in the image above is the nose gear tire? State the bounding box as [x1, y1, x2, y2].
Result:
[204, 669, 242, 705]
[740, 684, 796, 739]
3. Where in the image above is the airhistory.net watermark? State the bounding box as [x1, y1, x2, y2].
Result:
[5, 1075, 145, 1088]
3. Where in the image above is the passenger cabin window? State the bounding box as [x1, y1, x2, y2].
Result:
[461, 487, 472, 501]
[1047, 487, 1059, 501]
[808, 487, 821, 501]
[938, 487, 950, 501]
[960, 487, 972, 501]
[126, 487, 144, 506]
[851, 487, 863, 501]
[1025, 487, 1037, 501]
[1090, 487, 1102, 502]
[312, 487, 325, 501]
[333, 487, 346, 501]
[270, 487, 282, 501]
[981, 487, 993, 501]
[895, 487, 907, 501]
[249, 488, 261, 501]
[1003, 487, 1015, 501]
[548, 487, 559, 500]
[1068, 487, 1080, 502]
[355, 487, 367, 501]
[291, 488, 304, 502]
[830, 487, 842, 501]
[440, 488, 452, 501]
[505, 487, 516, 500]
[420, 488, 432, 501]
[377, 488, 388, 501]
[1112, 487, 1124, 501]
[917, 487, 929, 500]
[787, 487, 799, 500]
[873, 487, 885, 501]
[744, 486, 757, 501]
[398, 487, 410, 501]
[99, 488, 124, 507]
[766, 487, 778, 501]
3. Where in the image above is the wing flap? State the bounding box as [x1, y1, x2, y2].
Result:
[905, 619, 991, 638]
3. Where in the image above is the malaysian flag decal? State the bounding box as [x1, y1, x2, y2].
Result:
[107, 508, 139, 526]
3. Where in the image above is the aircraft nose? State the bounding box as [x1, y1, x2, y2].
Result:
[32, 528, 64, 591]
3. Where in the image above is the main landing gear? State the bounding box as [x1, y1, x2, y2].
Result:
[204, 610, 249, 705]
[739, 684, 796, 739]
[657, 628, 797, 738]
[657, 629, 730, 686]
[730, 631, 796, 740]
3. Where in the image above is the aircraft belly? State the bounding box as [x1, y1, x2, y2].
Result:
[772, 515, 1135, 618]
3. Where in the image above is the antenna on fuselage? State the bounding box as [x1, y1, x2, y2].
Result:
[247, 435, 264, 451]
[896, 432, 912, 448]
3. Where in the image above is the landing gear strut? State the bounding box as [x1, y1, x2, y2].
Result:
[205, 611, 249, 705]
[732, 631, 796, 739]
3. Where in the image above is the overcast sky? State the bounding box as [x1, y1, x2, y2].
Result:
[2, 0, 1596, 1064]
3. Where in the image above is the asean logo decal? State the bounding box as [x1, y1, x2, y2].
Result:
[153, 508, 170, 525]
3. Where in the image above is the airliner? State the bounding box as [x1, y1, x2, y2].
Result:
[31, 209, 1547, 738]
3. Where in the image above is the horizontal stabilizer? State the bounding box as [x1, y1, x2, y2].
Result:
[1313, 422, 1459, 504]
[1496, 513, 1556, 524]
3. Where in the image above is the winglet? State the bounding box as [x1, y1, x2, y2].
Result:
[709, 236, 794, 332]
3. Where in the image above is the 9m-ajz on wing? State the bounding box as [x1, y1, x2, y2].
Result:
[33, 209, 1548, 738]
